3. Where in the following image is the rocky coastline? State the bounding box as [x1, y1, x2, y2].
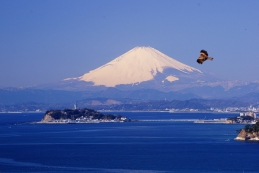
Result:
[235, 122, 259, 141]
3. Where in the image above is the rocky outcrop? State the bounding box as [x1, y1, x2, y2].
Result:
[235, 129, 259, 141]
[235, 129, 248, 140]
[41, 113, 54, 122]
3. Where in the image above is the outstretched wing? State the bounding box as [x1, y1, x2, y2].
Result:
[197, 50, 211, 64]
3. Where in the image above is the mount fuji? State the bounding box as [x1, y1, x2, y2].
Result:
[62, 46, 219, 91]
[3, 46, 259, 108]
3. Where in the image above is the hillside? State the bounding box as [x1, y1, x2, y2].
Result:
[41, 108, 130, 123]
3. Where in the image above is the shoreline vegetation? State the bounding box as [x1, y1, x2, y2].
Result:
[235, 122, 259, 141]
[37, 108, 133, 124]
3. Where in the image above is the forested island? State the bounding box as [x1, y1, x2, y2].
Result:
[39, 108, 132, 124]
[235, 122, 259, 141]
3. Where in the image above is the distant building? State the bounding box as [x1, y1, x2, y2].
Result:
[246, 112, 256, 119]
[240, 112, 245, 116]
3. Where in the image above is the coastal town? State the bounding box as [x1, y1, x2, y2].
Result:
[167, 105, 259, 113]
[194, 112, 257, 124]
[3, 105, 259, 114]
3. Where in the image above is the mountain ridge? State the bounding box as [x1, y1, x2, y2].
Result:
[4, 46, 258, 101]
[65, 46, 203, 87]
[32, 46, 259, 97]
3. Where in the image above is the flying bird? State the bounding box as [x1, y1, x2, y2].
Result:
[197, 50, 213, 64]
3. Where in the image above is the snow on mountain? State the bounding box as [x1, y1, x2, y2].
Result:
[33, 46, 259, 98]
[66, 47, 202, 87]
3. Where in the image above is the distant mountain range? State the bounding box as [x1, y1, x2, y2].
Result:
[1, 87, 259, 112]
[34, 46, 259, 96]
[0, 88, 200, 105]
[1, 46, 259, 111]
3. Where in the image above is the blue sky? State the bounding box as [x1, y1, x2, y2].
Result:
[0, 0, 259, 87]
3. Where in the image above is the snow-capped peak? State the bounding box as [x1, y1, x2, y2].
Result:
[67, 46, 202, 87]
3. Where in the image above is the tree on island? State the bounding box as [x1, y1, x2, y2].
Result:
[237, 122, 259, 133]
[43, 108, 126, 121]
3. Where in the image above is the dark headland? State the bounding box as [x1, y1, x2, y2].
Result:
[235, 122, 259, 141]
[38, 108, 132, 124]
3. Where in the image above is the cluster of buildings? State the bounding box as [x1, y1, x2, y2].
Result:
[206, 106, 259, 113]
[226, 111, 257, 124]
[167, 106, 259, 113]
[223, 106, 259, 112]
[239, 112, 257, 119]
[39, 116, 131, 124]
[194, 111, 257, 124]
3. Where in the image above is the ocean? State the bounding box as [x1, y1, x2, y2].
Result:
[0, 112, 258, 173]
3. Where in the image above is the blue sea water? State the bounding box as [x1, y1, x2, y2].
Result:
[0, 112, 258, 173]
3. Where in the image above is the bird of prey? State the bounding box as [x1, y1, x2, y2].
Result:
[197, 50, 213, 64]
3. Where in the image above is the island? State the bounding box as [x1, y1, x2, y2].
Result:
[38, 108, 132, 124]
[235, 122, 259, 141]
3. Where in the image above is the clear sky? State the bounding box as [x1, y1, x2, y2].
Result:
[0, 0, 259, 87]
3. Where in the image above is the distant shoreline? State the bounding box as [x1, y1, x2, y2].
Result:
[100, 110, 241, 114]
[0, 112, 44, 114]
[0, 111, 243, 114]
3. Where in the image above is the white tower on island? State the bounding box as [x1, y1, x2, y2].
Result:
[74, 102, 77, 110]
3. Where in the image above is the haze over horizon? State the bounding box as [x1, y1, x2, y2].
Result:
[1, 0, 259, 87]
